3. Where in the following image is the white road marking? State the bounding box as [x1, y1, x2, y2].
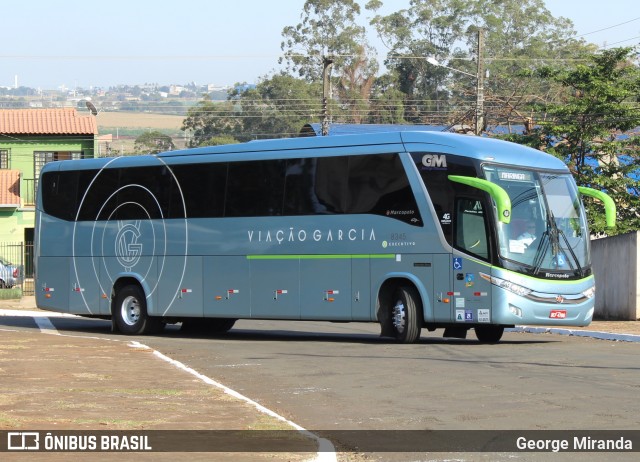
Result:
[33, 316, 59, 335]
[132, 340, 337, 462]
[0, 309, 336, 461]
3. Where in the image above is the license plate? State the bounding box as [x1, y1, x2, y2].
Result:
[549, 310, 567, 319]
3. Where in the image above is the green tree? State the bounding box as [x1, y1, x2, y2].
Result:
[181, 94, 241, 147]
[366, 72, 407, 124]
[367, 0, 475, 123]
[468, 0, 594, 131]
[281, 0, 374, 82]
[198, 135, 240, 147]
[367, 0, 591, 128]
[506, 47, 640, 235]
[224, 74, 322, 141]
[230, 74, 322, 140]
[336, 44, 379, 123]
[133, 131, 175, 154]
[182, 76, 322, 143]
[280, 0, 379, 125]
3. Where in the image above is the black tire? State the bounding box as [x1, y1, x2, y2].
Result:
[474, 325, 504, 343]
[389, 286, 422, 344]
[113, 284, 163, 335]
[181, 318, 236, 334]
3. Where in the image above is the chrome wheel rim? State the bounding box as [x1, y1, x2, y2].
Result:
[121, 295, 141, 326]
[392, 299, 406, 334]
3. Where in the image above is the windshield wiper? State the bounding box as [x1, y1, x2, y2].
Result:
[532, 229, 550, 275]
[533, 209, 584, 277]
[556, 226, 584, 277]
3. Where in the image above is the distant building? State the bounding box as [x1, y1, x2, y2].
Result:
[0, 108, 98, 247]
[169, 85, 186, 95]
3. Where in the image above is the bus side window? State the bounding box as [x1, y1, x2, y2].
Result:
[284, 158, 331, 215]
[226, 160, 286, 217]
[454, 198, 489, 260]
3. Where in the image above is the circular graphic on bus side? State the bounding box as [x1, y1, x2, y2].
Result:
[71, 156, 188, 316]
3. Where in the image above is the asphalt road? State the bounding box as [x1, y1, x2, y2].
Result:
[3, 314, 640, 461]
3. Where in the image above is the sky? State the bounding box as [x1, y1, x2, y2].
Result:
[1, 0, 638, 90]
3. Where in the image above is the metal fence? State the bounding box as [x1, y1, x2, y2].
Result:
[0, 241, 34, 296]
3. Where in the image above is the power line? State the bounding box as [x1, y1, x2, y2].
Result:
[574, 17, 640, 39]
[601, 36, 640, 48]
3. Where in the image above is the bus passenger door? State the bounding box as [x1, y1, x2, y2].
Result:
[451, 197, 493, 326]
[451, 255, 491, 325]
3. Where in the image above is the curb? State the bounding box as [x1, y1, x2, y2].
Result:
[508, 326, 640, 343]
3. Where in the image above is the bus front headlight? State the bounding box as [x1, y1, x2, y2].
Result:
[480, 272, 532, 297]
[582, 286, 596, 299]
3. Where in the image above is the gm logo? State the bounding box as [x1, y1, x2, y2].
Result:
[422, 154, 447, 169]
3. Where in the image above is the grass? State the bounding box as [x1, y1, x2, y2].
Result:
[0, 288, 21, 300]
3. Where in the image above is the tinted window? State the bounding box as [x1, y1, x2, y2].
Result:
[284, 158, 334, 215]
[311, 156, 350, 213]
[455, 198, 489, 260]
[347, 154, 420, 225]
[285, 154, 421, 225]
[42, 154, 421, 226]
[226, 160, 286, 217]
[113, 167, 169, 220]
[171, 163, 227, 218]
[40, 171, 81, 221]
[412, 153, 480, 242]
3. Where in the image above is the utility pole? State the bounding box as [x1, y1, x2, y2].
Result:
[475, 28, 485, 136]
[321, 56, 334, 136]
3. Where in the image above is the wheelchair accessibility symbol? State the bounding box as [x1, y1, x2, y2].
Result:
[453, 258, 463, 270]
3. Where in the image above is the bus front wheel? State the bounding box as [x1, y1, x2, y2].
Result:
[113, 285, 163, 335]
[390, 286, 422, 344]
[474, 325, 504, 343]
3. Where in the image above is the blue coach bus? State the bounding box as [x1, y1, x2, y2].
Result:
[34, 131, 615, 343]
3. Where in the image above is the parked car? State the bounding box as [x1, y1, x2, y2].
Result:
[0, 257, 21, 288]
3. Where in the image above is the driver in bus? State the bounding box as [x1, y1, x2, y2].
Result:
[517, 220, 537, 248]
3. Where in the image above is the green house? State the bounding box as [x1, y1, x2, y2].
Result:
[0, 108, 98, 286]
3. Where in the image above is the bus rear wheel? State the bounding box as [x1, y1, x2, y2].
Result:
[113, 284, 163, 335]
[474, 325, 504, 343]
[390, 286, 422, 344]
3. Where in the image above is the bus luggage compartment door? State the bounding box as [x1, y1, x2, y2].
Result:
[300, 258, 351, 320]
[204, 256, 250, 318]
[250, 258, 300, 319]
[35, 257, 70, 312]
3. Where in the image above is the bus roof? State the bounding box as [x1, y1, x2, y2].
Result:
[159, 130, 567, 171]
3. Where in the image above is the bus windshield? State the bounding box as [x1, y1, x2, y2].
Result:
[483, 166, 590, 278]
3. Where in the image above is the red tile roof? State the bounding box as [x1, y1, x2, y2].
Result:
[0, 108, 97, 135]
[0, 170, 20, 208]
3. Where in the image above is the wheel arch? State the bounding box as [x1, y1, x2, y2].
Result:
[375, 273, 432, 325]
[111, 274, 154, 316]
